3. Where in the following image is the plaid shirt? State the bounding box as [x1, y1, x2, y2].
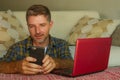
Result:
[1, 36, 72, 62]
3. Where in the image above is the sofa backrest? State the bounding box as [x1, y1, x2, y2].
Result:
[14, 11, 100, 40]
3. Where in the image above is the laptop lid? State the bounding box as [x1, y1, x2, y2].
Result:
[72, 37, 111, 76]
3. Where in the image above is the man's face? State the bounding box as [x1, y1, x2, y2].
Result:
[27, 15, 53, 44]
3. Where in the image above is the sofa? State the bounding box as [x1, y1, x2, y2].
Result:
[0, 10, 120, 67]
[0, 10, 120, 80]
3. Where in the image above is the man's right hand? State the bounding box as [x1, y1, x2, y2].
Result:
[16, 57, 43, 74]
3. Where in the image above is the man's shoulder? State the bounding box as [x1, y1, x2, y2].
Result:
[10, 37, 31, 47]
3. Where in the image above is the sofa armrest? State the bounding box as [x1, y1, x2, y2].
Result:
[109, 46, 120, 67]
[69, 46, 120, 67]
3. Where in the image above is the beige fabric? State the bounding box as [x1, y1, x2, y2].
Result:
[67, 16, 120, 45]
[13, 11, 100, 39]
[0, 10, 28, 57]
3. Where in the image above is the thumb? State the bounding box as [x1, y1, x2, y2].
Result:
[25, 56, 37, 62]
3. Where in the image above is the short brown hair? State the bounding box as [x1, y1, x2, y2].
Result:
[26, 4, 51, 22]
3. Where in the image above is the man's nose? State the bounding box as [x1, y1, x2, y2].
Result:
[35, 26, 41, 33]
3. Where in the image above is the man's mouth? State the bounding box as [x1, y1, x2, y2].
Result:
[35, 34, 44, 39]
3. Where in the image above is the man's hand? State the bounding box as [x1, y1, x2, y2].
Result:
[16, 57, 43, 74]
[16, 55, 56, 74]
[42, 55, 56, 74]
[0, 55, 73, 74]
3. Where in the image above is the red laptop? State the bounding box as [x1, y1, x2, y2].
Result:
[51, 38, 112, 77]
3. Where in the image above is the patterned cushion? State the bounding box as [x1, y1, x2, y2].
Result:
[0, 10, 28, 57]
[67, 16, 120, 45]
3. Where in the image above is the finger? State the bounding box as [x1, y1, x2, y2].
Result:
[42, 59, 50, 68]
[22, 69, 41, 75]
[25, 56, 37, 62]
[17, 59, 42, 74]
[24, 67, 43, 74]
[26, 62, 42, 69]
[20, 60, 43, 74]
[43, 57, 56, 74]
[43, 59, 56, 74]
[42, 55, 52, 68]
[21, 63, 43, 74]
[43, 62, 53, 74]
[44, 67, 54, 74]
[42, 55, 49, 63]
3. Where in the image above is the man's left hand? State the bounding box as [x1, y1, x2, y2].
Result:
[42, 55, 56, 74]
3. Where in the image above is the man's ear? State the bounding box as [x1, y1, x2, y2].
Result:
[49, 20, 53, 28]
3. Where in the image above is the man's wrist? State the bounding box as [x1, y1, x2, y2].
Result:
[14, 60, 24, 73]
[53, 58, 74, 69]
[53, 58, 61, 69]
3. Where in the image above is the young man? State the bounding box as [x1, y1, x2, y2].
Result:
[0, 4, 73, 74]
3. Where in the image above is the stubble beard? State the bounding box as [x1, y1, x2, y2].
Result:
[34, 36, 49, 44]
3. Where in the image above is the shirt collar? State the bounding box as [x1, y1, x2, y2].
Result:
[26, 35, 56, 50]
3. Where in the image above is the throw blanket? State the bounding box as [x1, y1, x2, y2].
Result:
[0, 66, 120, 80]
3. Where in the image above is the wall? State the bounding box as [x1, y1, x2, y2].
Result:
[0, 0, 120, 19]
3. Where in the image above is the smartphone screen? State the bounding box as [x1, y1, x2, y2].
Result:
[29, 47, 45, 65]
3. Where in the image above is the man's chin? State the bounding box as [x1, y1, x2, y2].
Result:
[35, 39, 44, 43]
[33, 36, 48, 44]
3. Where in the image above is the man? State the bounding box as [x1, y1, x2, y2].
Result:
[0, 4, 73, 74]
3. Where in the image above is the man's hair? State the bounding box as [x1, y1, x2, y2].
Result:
[26, 4, 51, 22]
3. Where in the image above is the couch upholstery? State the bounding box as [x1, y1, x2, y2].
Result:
[13, 11, 100, 39]
[0, 10, 120, 67]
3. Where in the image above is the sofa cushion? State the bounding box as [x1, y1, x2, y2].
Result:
[0, 10, 28, 57]
[67, 16, 120, 45]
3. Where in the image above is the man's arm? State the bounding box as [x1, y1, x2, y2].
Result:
[41, 55, 74, 74]
[54, 58, 74, 69]
[52, 39, 74, 69]
[0, 57, 43, 74]
[0, 61, 19, 73]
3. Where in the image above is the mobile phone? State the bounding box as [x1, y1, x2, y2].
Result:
[29, 46, 45, 65]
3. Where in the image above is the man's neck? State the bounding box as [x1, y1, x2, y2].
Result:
[33, 38, 49, 48]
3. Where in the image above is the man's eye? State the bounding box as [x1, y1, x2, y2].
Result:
[29, 25, 34, 28]
[40, 24, 46, 27]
